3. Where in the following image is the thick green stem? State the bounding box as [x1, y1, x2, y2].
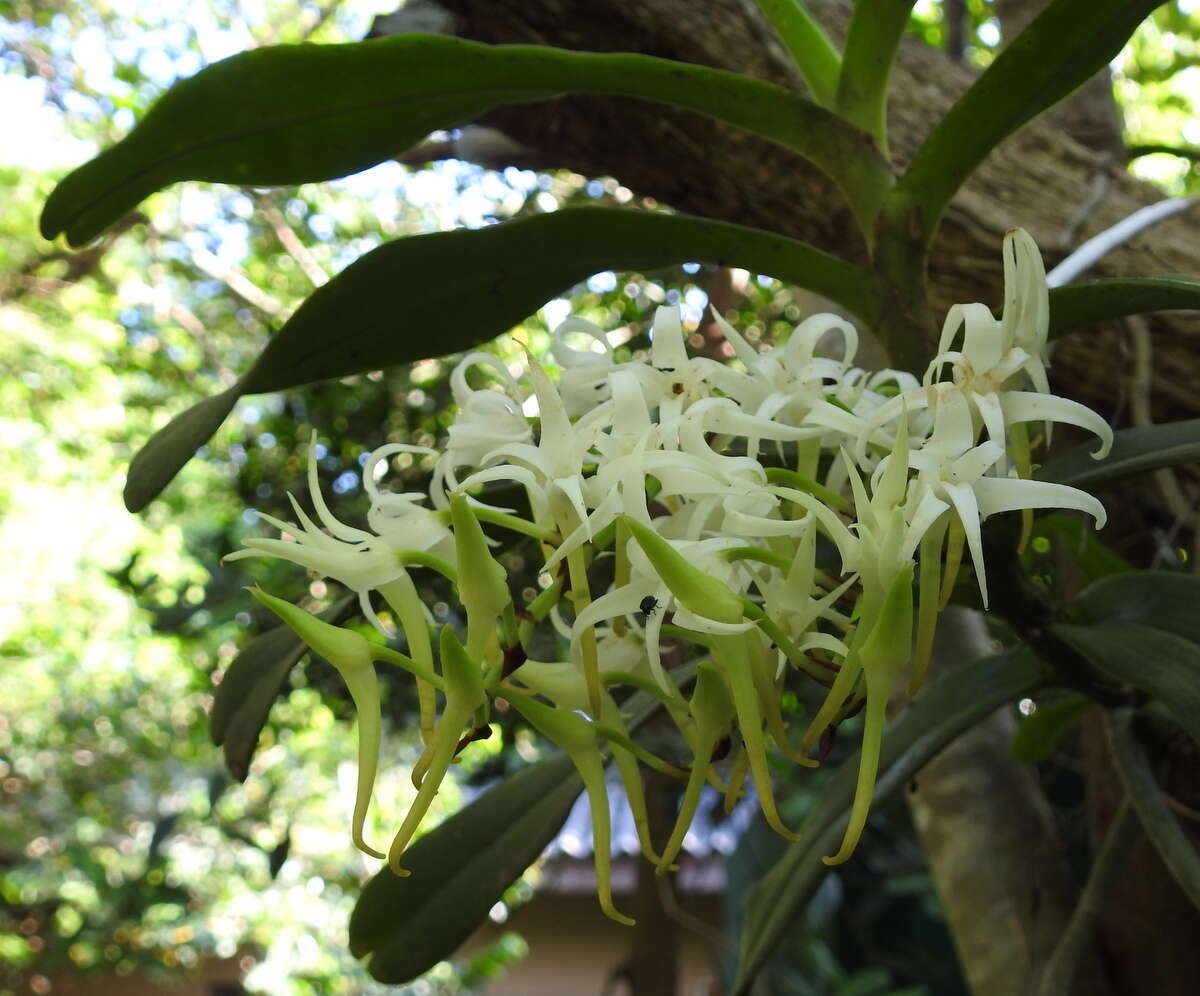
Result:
[834, 1, 918, 158]
[752, 0, 841, 106]
[873, 194, 937, 373]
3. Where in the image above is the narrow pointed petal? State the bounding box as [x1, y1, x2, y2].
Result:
[650, 305, 689, 370]
[771, 486, 859, 572]
[973, 477, 1107, 529]
[304, 433, 372, 542]
[942, 481, 989, 608]
[1001, 391, 1113, 459]
[709, 306, 760, 367]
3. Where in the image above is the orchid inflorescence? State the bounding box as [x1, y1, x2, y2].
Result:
[228, 229, 1111, 924]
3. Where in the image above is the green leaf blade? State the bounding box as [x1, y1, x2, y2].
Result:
[42, 34, 891, 247]
[348, 754, 581, 981]
[1010, 693, 1091, 763]
[891, 0, 1162, 245]
[1054, 622, 1200, 746]
[1107, 709, 1200, 913]
[752, 0, 841, 105]
[124, 387, 240, 513]
[834, 0, 917, 154]
[732, 644, 1048, 993]
[123, 208, 878, 508]
[1071, 571, 1200, 644]
[1049, 276, 1200, 340]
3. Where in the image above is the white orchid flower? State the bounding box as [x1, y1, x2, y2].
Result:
[902, 384, 1106, 607]
[229, 226, 1115, 904]
[227, 435, 455, 633]
[446, 353, 530, 457]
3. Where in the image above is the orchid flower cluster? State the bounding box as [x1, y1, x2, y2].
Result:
[229, 229, 1111, 924]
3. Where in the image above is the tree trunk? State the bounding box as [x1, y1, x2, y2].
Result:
[907, 609, 1109, 996]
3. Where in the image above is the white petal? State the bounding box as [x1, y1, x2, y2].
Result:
[639, 586, 672, 689]
[957, 302, 1005, 374]
[709, 306, 760, 367]
[943, 481, 989, 608]
[306, 436, 372, 543]
[971, 391, 1008, 468]
[1001, 228, 1049, 359]
[948, 441, 1006, 485]
[787, 313, 859, 370]
[526, 356, 576, 473]
[926, 384, 977, 457]
[363, 443, 438, 503]
[551, 316, 614, 367]
[650, 305, 689, 370]
[973, 477, 1107, 529]
[571, 583, 646, 641]
[608, 368, 651, 443]
[797, 632, 849, 657]
[722, 503, 809, 537]
[449, 351, 519, 406]
[771, 486, 859, 571]
[1000, 391, 1113, 459]
[544, 488, 622, 573]
[902, 491, 950, 563]
[671, 604, 755, 635]
[934, 303, 970, 363]
[688, 397, 824, 442]
[359, 589, 396, 638]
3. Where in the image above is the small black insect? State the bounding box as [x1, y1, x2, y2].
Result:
[639, 595, 660, 616]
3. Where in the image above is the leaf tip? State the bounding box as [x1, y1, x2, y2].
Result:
[124, 387, 242, 511]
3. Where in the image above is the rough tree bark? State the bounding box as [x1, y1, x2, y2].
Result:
[402, 1, 1200, 991]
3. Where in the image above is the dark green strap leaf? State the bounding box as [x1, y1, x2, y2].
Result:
[1054, 622, 1200, 746]
[888, 0, 1162, 245]
[41, 34, 891, 247]
[1107, 708, 1200, 913]
[733, 644, 1048, 993]
[211, 594, 355, 780]
[349, 753, 581, 981]
[125, 387, 240, 515]
[1049, 276, 1200, 339]
[124, 207, 878, 511]
[1035, 418, 1200, 490]
[834, 0, 917, 154]
[1070, 571, 1200, 644]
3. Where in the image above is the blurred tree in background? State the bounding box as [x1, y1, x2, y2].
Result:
[4, 1, 1200, 994]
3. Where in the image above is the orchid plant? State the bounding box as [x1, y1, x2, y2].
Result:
[41, 0, 1200, 986]
[229, 229, 1111, 921]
